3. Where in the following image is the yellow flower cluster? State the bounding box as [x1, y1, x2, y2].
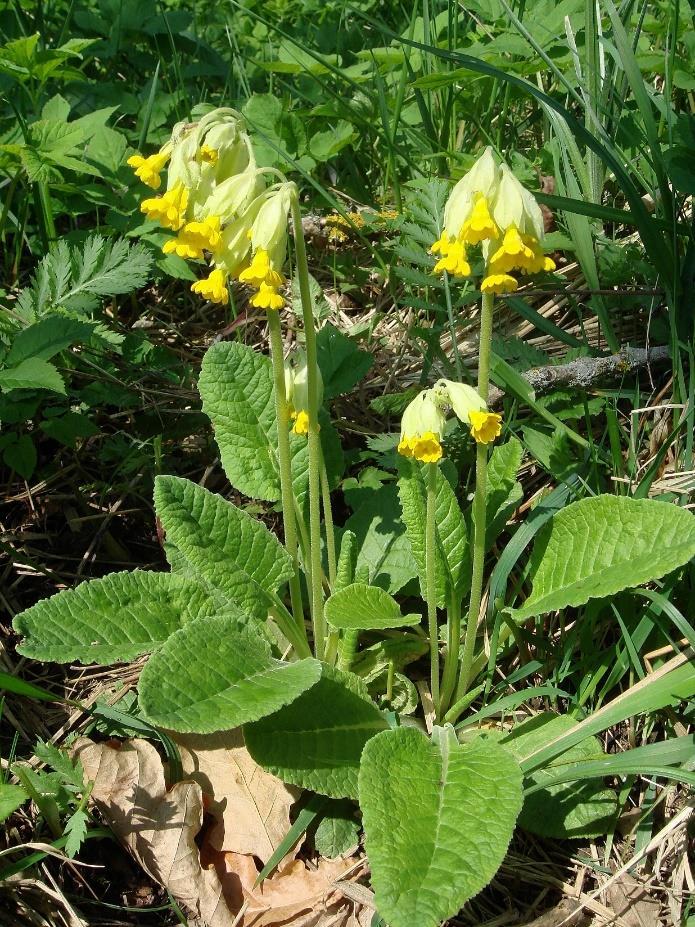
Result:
[397, 380, 502, 464]
[127, 109, 292, 310]
[430, 148, 556, 295]
[325, 210, 365, 244]
[284, 353, 322, 439]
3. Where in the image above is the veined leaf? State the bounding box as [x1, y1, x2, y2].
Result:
[398, 459, 469, 607]
[139, 617, 321, 733]
[13, 571, 223, 664]
[359, 726, 522, 927]
[509, 496, 695, 621]
[482, 438, 523, 549]
[245, 663, 388, 799]
[325, 583, 420, 631]
[154, 476, 294, 619]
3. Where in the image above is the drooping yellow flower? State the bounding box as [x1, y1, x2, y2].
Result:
[191, 267, 229, 305]
[238, 247, 284, 289]
[432, 238, 471, 278]
[141, 183, 189, 231]
[163, 215, 222, 259]
[251, 282, 284, 311]
[398, 390, 447, 463]
[199, 144, 219, 164]
[481, 273, 518, 295]
[460, 195, 499, 245]
[127, 151, 169, 189]
[469, 410, 502, 444]
[488, 226, 535, 274]
[292, 410, 310, 435]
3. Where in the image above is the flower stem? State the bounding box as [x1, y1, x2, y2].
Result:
[290, 185, 326, 659]
[337, 629, 359, 672]
[320, 458, 337, 589]
[267, 310, 307, 646]
[457, 291, 494, 701]
[425, 461, 440, 715]
[438, 591, 461, 715]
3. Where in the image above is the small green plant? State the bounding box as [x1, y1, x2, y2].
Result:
[12, 109, 695, 927]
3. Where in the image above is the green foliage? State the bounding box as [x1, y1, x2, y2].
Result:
[509, 496, 695, 621]
[359, 727, 523, 927]
[139, 617, 322, 733]
[325, 583, 420, 631]
[245, 664, 388, 799]
[13, 571, 222, 664]
[316, 322, 373, 399]
[482, 437, 524, 549]
[0, 784, 28, 822]
[314, 800, 360, 858]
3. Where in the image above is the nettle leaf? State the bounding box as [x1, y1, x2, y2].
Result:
[398, 459, 469, 607]
[500, 713, 618, 839]
[344, 482, 418, 595]
[509, 496, 695, 621]
[482, 438, 523, 548]
[154, 476, 294, 619]
[359, 727, 523, 927]
[316, 322, 373, 399]
[139, 617, 321, 733]
[13, 571, 221, 664]
[199, 341, 343, 503]
[325, 583, 420, 631]
[245, 663, 388, 799]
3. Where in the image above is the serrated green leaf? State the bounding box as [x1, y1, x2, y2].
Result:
[344, 483, 418, 595]
[314, 800, 360, 858]
[509, 496, 695, 621]
[0, 784, 28, 822]
[154, 476, 293, 619]
[245, 663, 388, 799]
[325, 583, 420, 631]
[139, 617, 321, 733]
[6, 317, 95, 365]
[398, 459, 469, 607]
[483, 438, 523, 548]
[0, 358, 65, 394]
[359, 727, 523, 927]
[500, 713, 618, 839]
[63, 809, 89, 858]
[316, 323, 373, 399]
[13, 571, 223, 664]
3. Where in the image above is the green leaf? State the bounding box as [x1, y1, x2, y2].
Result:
[3, 434, 36, 479]
[63, 808, 89, 858]
[359, 727, 523, 927]
[7, 317, 95, 365]
[139, 617, 321, 733]
[325, 583, 420, 631]
[154, 475, 294, 619]
[509, 496, 695, 621]
[316, 322, 373, 399]
[482, 437, 524, 548]
[0, 784, 28, 822]
[0, 358, 65, 394]
[398, 460, 469, 607]
[309, 122, 356, 161]
[245, 663, 388, 799]
[314, 800, 360, 858]
[499, 713, 618, 839]
[344, 483, 418, 595]
[13, 571, 223, 664]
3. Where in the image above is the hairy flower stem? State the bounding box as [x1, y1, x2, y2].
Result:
[267, 311, 307, 645]
[438, 592, 461, 715]
[425, 461, 440, 715]
[320, 458, 337, 588]
[290, 186, 326, 659]
[457, 291, 494, 700]
[337, 629, 359, 672]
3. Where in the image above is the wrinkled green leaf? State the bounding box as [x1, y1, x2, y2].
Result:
[325, 583, 420, 631]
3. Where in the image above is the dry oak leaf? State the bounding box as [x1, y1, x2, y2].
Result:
[173, 730, 300, 863]
[221, 851, 365, 927]
[73, 737, 241, 926]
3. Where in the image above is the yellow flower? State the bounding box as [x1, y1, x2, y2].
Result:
[127, 152, 169, 189]
[292, 410, 310, 435]
[163, 215, 222, 259]
[191, 267, 229, 305]
[141, 183, 189, 231]
[250, 282, 284, 311]
[398, 390, 446, 463]
[199, 144, 218, 164]
[481, 273, 518, 295]
[488, 226, 535, 274]
[432, 238, 471, 278]
[469, 410, 502, 444]
[238, 247, 284, 288]
[460, 195, 499, 245]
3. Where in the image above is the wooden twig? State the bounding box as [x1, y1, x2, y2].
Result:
[488, 345, 671, 408]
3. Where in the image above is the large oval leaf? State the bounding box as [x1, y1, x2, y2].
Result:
[13, 571, 220, 664]
[244, 663, 387, 799]
[509, 495, 695, 621]
[139, 616, 321, 733]
[154, 475, 293, 619]
[325, 583, 420, 631]
[359, 727, 522, 927]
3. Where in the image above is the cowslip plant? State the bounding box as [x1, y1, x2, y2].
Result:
[12, 125, 695, 927]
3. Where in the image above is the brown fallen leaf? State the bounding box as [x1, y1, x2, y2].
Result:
[173, 730, 300, 863]
[607, 871, 662, 927]
[73, 737, 241, 926]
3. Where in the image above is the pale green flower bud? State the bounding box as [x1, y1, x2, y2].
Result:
[443, 146, 498, 237]
[249, 183, 293, 271]
[491, 164, 544, 240]
[197, 168, 265, 224]
[290, 351, 323, 412]
[434, 379, 486, 422]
